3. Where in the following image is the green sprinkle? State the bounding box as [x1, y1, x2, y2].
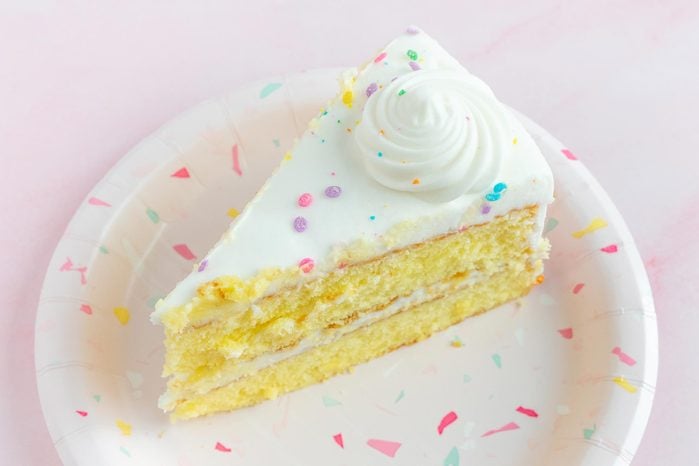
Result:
[119, 446, 131, 457]
[98, 245, 109, 254]
[394, 389, 405, 403]
[398, 89, 406, 96]
[377, 151, 383, 157]
[259, 82, 282, 99]
[583, 424, 596, 440]
[463, 374, 472, 383]
[146, 208, 159, 224]
[93, 394, 101, 402]
[337, 119, 341, 124]
[544, 217, 559, 234]
[443, 446, 459, 466]
[406, 49, 418, 60]
[492, 353, 502, 368]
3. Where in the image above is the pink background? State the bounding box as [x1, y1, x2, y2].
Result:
[1, 1, 697, 464]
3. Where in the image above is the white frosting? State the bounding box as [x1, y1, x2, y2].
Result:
[355, 69, 508, 200]
[152, 27, 554, 321]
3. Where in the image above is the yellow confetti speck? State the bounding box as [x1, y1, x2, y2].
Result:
[513, 137, 518, 145]
[113, 307, 130, 326]
[341, 90, 353, 108]
[612, 376, 637, 394]
[412, 178, 421, 185]
[227, 208, 239, 218]
[450, 340, 463, 348]
[536, 274, 545, 284]
[116, 419, 132, 436]
[572, 218, 608, 238]
[283, 151, 293, 161]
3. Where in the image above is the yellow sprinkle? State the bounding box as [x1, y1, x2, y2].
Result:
[341, 90, 353, 108]
[113, 307, 130, 326]
[535, 274, 545, 284]
[345, 128, 352, 133]
[412, 178, 421, 185]
[450, 340, 463, 348]
[512, 137, 518, 145]
[612, 376, 637, 394]
[227, 208, 239, 218]
[572, 218, 608, 238]
[379, 129, 385, 136]
[116, 419, 132, 436]
[355, 119, 361, 126]
[283, 151, 293, 161]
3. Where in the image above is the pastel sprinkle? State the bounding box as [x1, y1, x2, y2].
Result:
[481, 422, 519, 438]
[398, 89, 406, 96]
[298, 193, 313, 207]
[613, 376, 638, 393]
[333, 433, 344, 448]
[214, 442, 232, 453]
[59, 257, 87, 284]
[561, 148, 578, 160]
[374, 52, 387, 63]
[367, 439, 402, 457]
[197, 259, 208, 272]
[79, 304, 93, 315]
[406, 49, 418, 60]
[76, 410, 88, 417]
[322, 395, 342, 407]
[409, 61, 421, 71]
[492, 353, 502, 368]
[259, 82, 282, 99]
[612, 347, 637, 366]
[544, 217, 559, 234]
[485, 192, 501, 202]
[170, 167, 190, 178]
[342, 90, 353, 108]
[173, 243, 196, 260]
[146, 208, 159, 224]
[572, 283, 585, 294]
[366, 82, 378, 97]
[369, 215, 376, 221]
[232, 144, 242, 176]
[116, 419, 132, 436]
[438, 411, 458, 435]
[227, 207, 239, 218]
[444, 446, 460, 466]
[516, 406, 539, 418]
[324, 185, 342, 198]
[493, 182, 508, 193]
[88, 197, 111, 207]
[113, 307, 130, 326]
[558, 327, 574, 339]
[481, 204, 491, 214]
[572, 218, 608, 238]
[583, 424, 596, 440]
[395, 389, 405, 403]
[119, 446, 131, 457]
[299, 257, 315, 273]
[293, 216, 308, 233]
[406, 25, 420, 34]
[601, 244, 619, 253]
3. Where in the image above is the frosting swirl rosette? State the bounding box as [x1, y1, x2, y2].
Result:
[355, 69, 511, 200]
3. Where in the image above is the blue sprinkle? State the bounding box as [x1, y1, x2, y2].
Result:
[485, 193, 501, 202]
[493, 182, 508, 193]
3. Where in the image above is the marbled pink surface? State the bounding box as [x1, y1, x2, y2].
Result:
[0, 1, 696, 464]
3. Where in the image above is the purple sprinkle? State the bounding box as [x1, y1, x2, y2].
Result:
[406, 26, 420, 35]
[409, 61, 421, 71]
[324, 185, 342, 198]
[293, 216, 308, 232]
[197, 259, 208, 272]
[366, 82, 378, 97]
[481, 204, 491, 214]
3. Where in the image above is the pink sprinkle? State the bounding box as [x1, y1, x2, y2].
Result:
[75, 410, 88, 417]
[333, 433, 344, 449]
[197, 259, 208, 272]
[214, 442, 231, 453]
[366, 82, 378, 97]
[374, 52, 387, 63]
[409, 61, 421, 71]
[80, 304, 93, 315]
[572, 283, 585, 294]
[367, 439, 401, 457]
[558, 328, 574, 339]
[437, 411, 458, 435]
[88, 197, 111, 207]
[232, 144, 242, 176]
[293, 216, 308, 232]
[612, 347, 637, 366]
[516, 406, 539, 418]
[59, 257, 87, 284]
[481, 203, 491, 214]
[171, 167, 190, 178]
[298, 193, 313, 207]
[481, 422, 520, 438]
[299, 257, 315, 273]
[59, 257, 74, 271]
[561, 149, 578, 160]
[601, 244, 619, 254]
[173, 244, 196, 260]
[406, 26, 420, 34]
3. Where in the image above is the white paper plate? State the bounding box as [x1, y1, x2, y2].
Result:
[35, 68, 657, 466]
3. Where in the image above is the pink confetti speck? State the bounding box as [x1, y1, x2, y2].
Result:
[333, 433, 344, 449]
[173, 244, 196, 260]
[59, 258, 87, 285]
[197, 259, 208, 272]
[214, 442, 231, 453]
[232, 144, 242, 176]
[561, 149, 578, 160]
[298, 193, 313, 207]
[438, 411, 458, 435]
[299, 257, 314, 273]
[572, 283, 585, 294]
[374, 52, 387, 63]
[75, 410, 88, 417]
[88, 197, 111, 207]
[601, 244, 619, 253]
[481, 422, 520, 438]
[171, 167, 190, 178]
[80, 304, 93, 315]
[367, 439, 401, 457]
[612, 347, 637, 366]
[558, 328, 574, 339]
[516, 406, 539, 418]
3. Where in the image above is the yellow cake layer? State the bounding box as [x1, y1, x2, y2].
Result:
[169, 261, 541, 420]
[163, 207, 540, 379]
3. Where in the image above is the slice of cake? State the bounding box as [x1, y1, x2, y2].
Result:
[152, 27, 554, 420]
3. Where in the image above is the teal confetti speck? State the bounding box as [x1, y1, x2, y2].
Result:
[377, 151, 383, 157]
[272, 138, 280, 147]
[485, 192, 501, 202]
[119, 446, 131, 457]
[443, 446, 459, 466]
[398, 89, 406, 96]
[369, 215, 376, 221]
[492, 353, 502, 368]
[463, 373, 472, 383]
[259, 82, 282, 99]
[322, 395, 342, 407]
[544, 217, 559, 234]
[146, 208, 159, 224]
[493, 182, 507, 193]
[99, 245, 109, 254]
[394, 389, 405, 403]
[583, 424, 596, 440]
